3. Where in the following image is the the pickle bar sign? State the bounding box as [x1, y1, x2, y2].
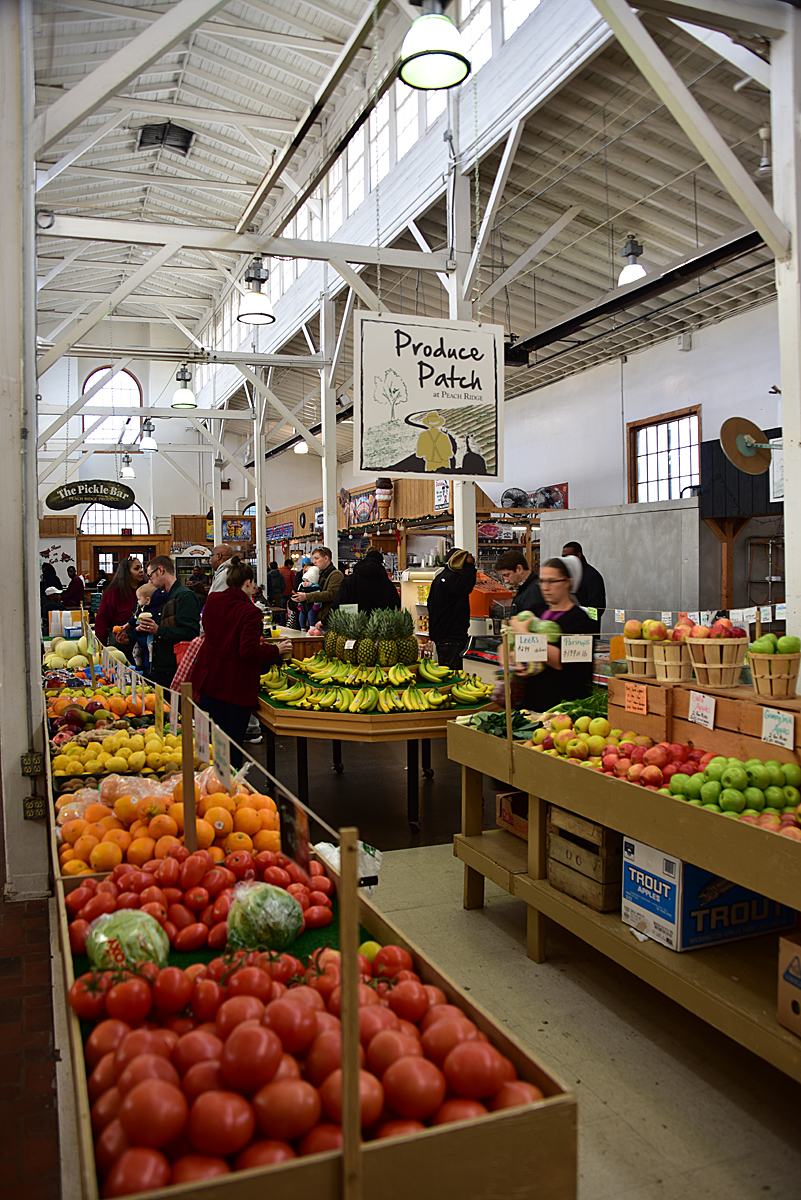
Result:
[45, 480, 135, 511]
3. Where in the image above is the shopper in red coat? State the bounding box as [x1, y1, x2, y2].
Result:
[191, 557, 292, 766]
[94, 557, 144, 651]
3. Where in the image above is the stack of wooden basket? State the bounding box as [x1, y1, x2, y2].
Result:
[623, 638, 656, 678]
[685, 637, 747, 688]
[749, 651, 801, 699]
[652, 640, 693, 683]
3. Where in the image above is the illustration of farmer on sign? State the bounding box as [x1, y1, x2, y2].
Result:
[416, 412, 453, 472]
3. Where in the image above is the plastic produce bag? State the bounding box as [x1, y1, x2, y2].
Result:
[99, 774, 175, 802]
[86, 910, 170, 969]
[226, 882, 304, 952]
[314, 841, 382, 898]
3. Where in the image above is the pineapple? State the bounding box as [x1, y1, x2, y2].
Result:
[358, 611, 380, 667]
[396, 608, 418, 666]
[325, 610, 342, 660]
[377, 611, 398, 668]
[342, 613, 361, 664]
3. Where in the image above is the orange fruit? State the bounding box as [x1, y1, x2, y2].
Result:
[259, 808, 280, 832]
[204, 806, 233, 838]
[103, 829, 132, 853]
[82, 822, 106, 843]
[149, 814, 178, 840]
[138, 796, 167, 820]
[172, 778, 200, 804]
[61, 818, 88, 846]
[127, 836, 156, 866]
[62, 859, 91, 876]
[127, 696, 144, 716]
[89, 842, 123, 872]
[199, 792, 236, 817]
[109, 696, 127, 716]
[99, 815, 125, 832]
[83, 803, 113, 823]
[72, 834, 100, 863]
[129, 820, 149, 840]
[154, 835, 181, 859]
[233, 808, 261, 837]
[194, 819, 215, 850]
[53, 697, 71, 715]
[252, 830, 281, 854]
[55, 794, 73, 811]
[223, 831, 253, 854]
[59, 847, 76, 864]
[170, 803, 185, 834]
[144, 694, 156, 713]
[207, 846, 225, 864]
[113, 795, 140, 826]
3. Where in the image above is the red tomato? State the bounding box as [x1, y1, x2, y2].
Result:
[91, 1086, 121, 1136]
[286, 883, 310, 909]
[394, 969, 422, 984]
[235, 1140, 296, 1169]
[182, 886, 208, 913]
[184, 963, 207, 983]
[168, 844, 190, 863]
[170, 1154, 230, 1183]
[305, 1030, 365, 1087]
[219, 1024, 282, 1093]
[267, 958, 293, 986]
[215, 995, 264, 1040]
[105, 978, 152, 1025]
[273, 1052, 301, 1081]
[65, 885, 93, 916]
[422, 984, 447, 1009]
[117, 1054, 181, 1097]
[102, 1147, 170, 1197]
[181, 1059, 225, 1105]
[383, 1056, 447, 1120]
[310, 872, 334, 896]
[140, 901, 167, 925]
[172, 1030, 224, 1076]
[254, 851, 277, 872]
[173, 923, 208, 953]
[285, 862, 311, 886]
[262, 998, 318, 1054]
[421, 1019, 479, 1065]
[252, 1079, 321, 1141]
[305, 905, 333, 929]
[162, 920, 178, 946]
[190, 979, 224, 1023]
[96, 881, 118, 899]
[298, 1124, 344, 1156]
[118, 1079, 188, 1147]
[179, 856, 207, 891]
[366, 1030, 423, 1078]
[153, 967, 193, 1015]
[115, 892, 140, 911]
[88, 1052, 117, 1102]
[114, 1030, 171, 1076]
[124, 871, 150, 895]
[432, 1098, 488, 1124]
[489, 1080, 544, 1110]
[139, 885, 167, 909]
[81, 877, 98, 893]
[261, 866, 290, 889]
[164, 1017, 195, 1040]
[80, 893, 117, 924]
[111, 862, 137, 882]
[327, 982, 379, 1017]
[161, 887, 183, 906]
[211, 890, 233, 922]
[307, 965, 340, 1005]
[167, 902, 195, 930]
[282, 984, 324, 1012]
[319, 1068, 384, 1128]
[188, 1091, 255, 1157]
[141, 859, 160, 873]
[309, 860, 324, 877]
[207, 922, 228, 951]
[224, 850, 257, 881]
[93, 1118, 129, 1177]
[155, 857, 180, 887]
[396, 1018, 422, 1041]
[443, 1041, 508, 1099]
[420, 1004, 471, 1033]
[68, 974, 109, 1022]
[308, 890, 332, 910]
[68, 919, 90, 955]
[196, 904, 214, 928]
[374, 1119, 426, 1139]
[227, 967, 273, 1003]
[358, 1005, 400, 1047]
[372, 944, 414, 980]
[201, 868, 235, 896]
[85, 1019, 131, 1069]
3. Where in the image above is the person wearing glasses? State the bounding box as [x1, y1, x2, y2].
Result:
[94, 557, 144, 652]
[208, 544, 234, 593]
[137, 556, 201, 687]
[495, 549, 545, 619]
[513, 556, 596, 712]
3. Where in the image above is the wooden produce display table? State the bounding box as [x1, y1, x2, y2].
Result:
[449, 720, 801, 1085]
[267, 626, 325, 660]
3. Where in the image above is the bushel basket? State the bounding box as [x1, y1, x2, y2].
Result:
[623, 638, 656, 679]
[652, 640, 693, 682]
[686, 637, 747, 688]
[749, 651, 801, 699]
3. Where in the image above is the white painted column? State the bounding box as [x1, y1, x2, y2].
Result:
[770, 12, 801, 647]
[254, 396, 269, 586]
[1, 0, 49, 897]
[212, 457, 223, 546]
[450, 92, 478, 558]
[320, 292, 339, 555]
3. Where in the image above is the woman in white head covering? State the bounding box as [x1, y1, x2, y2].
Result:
[514, 557, 596, 713]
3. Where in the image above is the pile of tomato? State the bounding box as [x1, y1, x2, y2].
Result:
[75, 945, 545, 1196]
[64, 848, 335, 957]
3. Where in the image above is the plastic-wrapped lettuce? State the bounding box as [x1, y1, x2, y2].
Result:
[535, 619, 563, 644]
[227, 882, 304, 952]
[86, 910, 170, 969]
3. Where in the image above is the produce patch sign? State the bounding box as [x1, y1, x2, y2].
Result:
[45, 479, 135, 511]
[354, 311, 503, 480]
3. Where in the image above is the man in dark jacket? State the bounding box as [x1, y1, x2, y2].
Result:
[495, 549, 545, 618]
[334, 549, 400, 614]
[562, 541, 606, 624]
[292, 547, 343, 626]
[427, 549, 477, 670]
[139, 555, 201, 686]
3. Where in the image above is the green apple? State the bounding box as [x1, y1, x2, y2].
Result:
[762, 807, 782, 816]
[720, 764, 748, 791]
[742, 786, 766, 812]
[777, 635, 801, 654]
[741, 808, 761, 816]
[745, 763, 771, 791]
[704, 761, 725, 782]
[782, 762, 801, 787]
[684, 774, 705, 800]
[586, 736, 607, 756]
[668, 774, 688, 796]
[699, 780, 722, 805]
[658, 788, 672, 795]
[721, 811, 741, 819]
[763, 786, 785, 808]
[702, 803, 722, 812]
[765, 764, 786, 787]
[720, 788, 746, 813]
[588, 718, 611, 739]
[783, 785, 801, 808]
[686, 798, 704, 806]
[573, 716, 592, 733]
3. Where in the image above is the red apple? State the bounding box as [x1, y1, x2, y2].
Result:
[779, 826, 801, 840]
[618, 742, 635, 757]
[627, 764, 645, 784]
[675, 762, 698, 776]
[687, 749, 705, 762]
[738, 815, 759, 825]
[644, 785, 661, 792]
[669, 744, 689, 762]
[690, 625, 711, 638]
[601, 755, 619, 773]
[672, 625, 690, 642]
[630, 745, 648, 764]
[643, 746, 669, 770]
[542, 735, 554, 751]
[623, 619, 643, 639]
[662, 762, 681, 781]
[729, 627, 747, 639]
[641, 765, 664, 787]
[601, 744, 620, 758]
[614, 758, 633, 778]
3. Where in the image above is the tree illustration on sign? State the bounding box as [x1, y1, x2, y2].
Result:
[373, 369, 408, 423]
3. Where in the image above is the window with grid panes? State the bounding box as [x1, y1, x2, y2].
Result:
[460, 0, 492, 72]
[369, 94, 390, 189]
[79, 501, 150, 534]
[295, 205, 309, 275]
[328, 156, 344, 233]
[426, 88, 446, 127]
[82, 368, 142, 445]
[503, 0, 540, 39]
[395, 80, 418, 161]
[628, 408, 700, 503]
[309, 187, 323, 241]
[347, 133, 365, 215]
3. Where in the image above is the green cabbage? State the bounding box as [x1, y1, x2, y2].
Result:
[86, 910, 170, 969]
[227, 883, 304, 952]
[535, 619, 563, 644]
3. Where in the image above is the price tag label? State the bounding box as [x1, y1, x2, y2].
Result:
[730, 609, 744, 622]
[776, 602, 787, 621]
[761, 706, 795, 750]
[154, 685, 164, 739]
[339, 604, 358, 616]
[587, 607, 598, 622]
[615, 609, 625, 623]
[195, 710, 210, 763]
[212, 724, 232, 792]
[514, 633, 547, 662]
[760, 605, 773, 623]
[102, 646, 112, 675]
[688, 690, 716, 729]
[624, 682, 648, 714]
[661, 612, 672, 626]
[115, 661, 126, 691]
[561, 635, 594, 662]
[744, 607, 758, 624]
[687, 612, 700, 626]
[276, 791, 311, 872]
[169, 689, 180, 737]
[344, 639, 356, 650]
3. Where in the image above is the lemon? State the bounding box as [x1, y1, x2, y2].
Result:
[104, 756, 128, 772]
[65, 757, 85, 773]
[51, 754, 70, 771]
[116, 746, 132, 760]
[85, 740, 103, 757]
[145, 736, 163, 751]
[97, 751, 111, 766]
[101, 735, 117, 753]
[128, 735, 145, 751]
[62, 742, 80, 757]
[165, 734, 178, 748]
[141, 767, 154, 775]
[128, 750, 147, 771]
[83, 760, 103, 774]
[145, 752, 161, 769]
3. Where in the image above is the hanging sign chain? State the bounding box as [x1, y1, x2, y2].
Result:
[372, 0, 382, 314]
[473, 75, 482, 326]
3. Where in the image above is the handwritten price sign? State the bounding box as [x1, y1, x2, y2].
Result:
[688, 690, 716, 730]
[761, 707, 795, 750]
[624, 682, 648, 715]
[514, 633, 547, 662]
[561, 635, 593, 663]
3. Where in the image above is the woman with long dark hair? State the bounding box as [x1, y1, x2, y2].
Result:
[94, 556, 144, 649]
[40, 562, 63, 635]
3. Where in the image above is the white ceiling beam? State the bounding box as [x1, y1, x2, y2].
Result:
[591, 0, 790, 261]
[202, 251, 248, 297]
[37, 358, 134, 448]
[302, 323, 318, 355]
[263, 386, 318, 444]
[328, 288, 355, 388]
[156, 304, 206, 350]
[37, 243, 180, 374]
[39, 416, 108, 485]
[159, 450, 213, 506]
[41, 214, 450, 270]
[407, 220, 450, 294]
[481, 207, 583, 305]
[41, 288, 208, 304]
[249, 1, 346, 41]
[34, 0, 231, 155]
[95, 96, 300, 133]
[633, 0, 786, 39]
[39, 405, 255, 418]
[236, 0, 392, 234]
[39, 301, 93, 344]
[328, 259, 381, 309]
[184, 415, 257, 487]
[49, 0, 156, 20]
[237, 366, 324, 455]
[462, 118, 525, 301]
[37, 242, 92, 291]
[36, 110, 132, 190]
[669, 19, 770, 89]
[233, 125, 276, 166]
[42, 166, 255, 189]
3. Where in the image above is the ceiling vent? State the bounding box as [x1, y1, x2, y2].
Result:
[137, 122, 194, 156]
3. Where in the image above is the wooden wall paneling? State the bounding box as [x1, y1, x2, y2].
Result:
[39, 516, 77, 537]
[171, 515, 209, 544]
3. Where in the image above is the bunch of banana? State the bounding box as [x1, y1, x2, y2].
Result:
[349, 686, 380, 714]
[269, 680, 309, 704]
[333, 687, 354, 713]
[260, 667, 288, 691]
[419, 687, 448, 708]
[400, 686, 431, 711]
[287, 686, 326, 709]
[377, 688, 405, 713]
[451, 678, 492, 706]
[387, 663, 415, 686]
[308, 661, 347, 683]
[417, 658, 451, 683]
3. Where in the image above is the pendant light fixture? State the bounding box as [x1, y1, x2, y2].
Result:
[754, 125, 772, 180]
[618, 233, 647, 286]
[238, 255, 275, 324]
[171, 363, 197, 409]
[120, 453, 135, 479]
[293, 440, 309, 454]
[140, 417, 158, 452]
[399, 0, 471, 91]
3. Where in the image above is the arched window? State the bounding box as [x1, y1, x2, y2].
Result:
[79, 502, 150, 534]
[82, 367, 142, 444]
[243, 503, 255, 516]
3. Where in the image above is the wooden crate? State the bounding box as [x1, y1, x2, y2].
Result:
[607, 676, 673, 744]
[547, 806, 622, 913]
[56, 875, 577, 1200]
[496, 790, 529, 840]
